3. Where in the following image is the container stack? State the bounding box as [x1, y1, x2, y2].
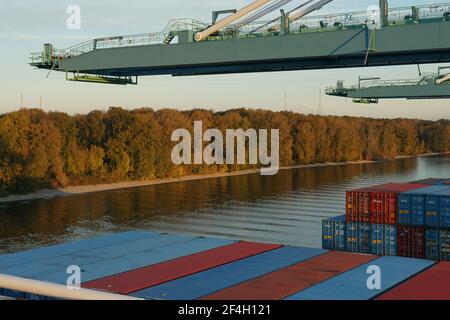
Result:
[322, 179, 450, 261]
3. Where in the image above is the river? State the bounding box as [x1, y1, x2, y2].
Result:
[0, 155, 449, 254]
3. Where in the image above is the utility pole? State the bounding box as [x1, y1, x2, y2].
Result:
[39, 96, 42, 108]
[20, 93, 24, 108]
[318, 88, 323, 115]
[283, 92, 288, 110]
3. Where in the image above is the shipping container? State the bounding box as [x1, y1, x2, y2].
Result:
[441, 230, 450, 262]
[398, 186, 450, 227]
[397, 225, 425, 259]
[346, 222, 371, 254]
[201, 252, 375, 300]
[426, 229, 450, 261]
[436, 187, 450, 228]
[322, 215, 346, 251]
[371, 224, 397, 256]
[347, 183, 427, 225]
[346, 188, 373, 223]
[425, 194, 441, 228]
[425, 229, 440, 261]
[369, 184, 404, 225]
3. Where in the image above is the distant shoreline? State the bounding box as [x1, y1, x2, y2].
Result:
[0, 153, 447, 204]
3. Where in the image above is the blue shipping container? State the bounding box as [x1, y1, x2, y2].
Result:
[399, 186, 449, 227]
[322, 215, 346, 251]
[398, 193, 413, 225]
[425, 194, 441, 228]
[371, 224, 397, 256]
[441, 230, 450, 261]
[346, 222, 371, 254]
[425, 229, 440, 261]
[436, 188, 450, 228]
[426, 229, 450, 261]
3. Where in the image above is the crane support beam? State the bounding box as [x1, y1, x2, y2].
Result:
[49, 20, 450, 77]
[194, 0, 273, 42]
[288, 0, 334, 23]
[238, 0, 295, 27]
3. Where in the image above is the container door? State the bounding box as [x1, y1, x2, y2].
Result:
[336, 220, 346, 251]
[385, 225, 397, 256]
[411, 227, 426, 259]
[425, 229, 440, 261]
[411, 195, 425, 226]
[397, 225, 411, 257]
[388, 193, 398, 225]
[346, 192, 355, 222]
[359, 192, 371, 223]
[358, 223, 371, 254]
[398, 194, 411, 225]
[346, 223, 358, 253]
[441, 230, 450, 261]
[322, 220, 333, 250]
[371, 224, 383, 255]
[439, 196, 450, 228]
[425, 195, 440, 228]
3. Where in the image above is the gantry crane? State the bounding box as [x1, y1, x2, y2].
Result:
[325, 67, 450, 103]
[30, 1, 450, 85]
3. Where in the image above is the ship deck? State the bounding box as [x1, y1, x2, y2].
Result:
[0, 231, 448, 300]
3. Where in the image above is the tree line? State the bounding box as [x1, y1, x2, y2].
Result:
[0, 108, 449, 195]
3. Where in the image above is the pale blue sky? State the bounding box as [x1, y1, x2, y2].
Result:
[0, 0, 449, 120]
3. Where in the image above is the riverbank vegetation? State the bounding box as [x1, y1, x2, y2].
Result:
[1, 108, 449, 195]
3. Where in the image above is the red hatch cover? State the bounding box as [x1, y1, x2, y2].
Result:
[83, 241, 282, 294]
[377, 262, 450, 300]
[202, 251, 376, 300]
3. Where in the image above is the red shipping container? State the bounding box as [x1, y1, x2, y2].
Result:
[397, 225, 426, 259]
[346, 183, 428, 225]
[370, 191, 397, 224]
[346, 188, 374, 223]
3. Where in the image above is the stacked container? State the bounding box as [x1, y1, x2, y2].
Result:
[345, 183, 428, 256]
[420, 187, 450, 261]
[323, 181, 450, 261]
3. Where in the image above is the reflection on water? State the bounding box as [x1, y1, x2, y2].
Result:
[0, 155, 449, 253]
